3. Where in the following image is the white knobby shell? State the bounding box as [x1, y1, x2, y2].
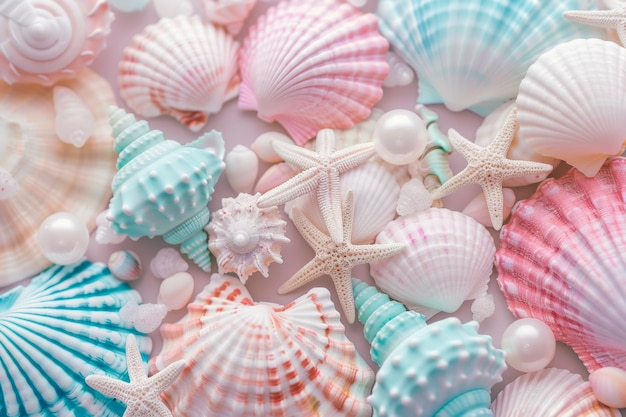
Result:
[224, 145, 259, 193]
[53, 85, 95, 147]
[150, 247, 189, 279]
[251, 131, 294, 163]
[158, 272, 195, 311]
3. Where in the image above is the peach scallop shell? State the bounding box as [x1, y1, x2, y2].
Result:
[370, 207, 496, 320]
[496, 157, 626, 372]
[491, 368, 620, 416]
[238, 0, 389, 145]
[517, 38, 626, 177]
[0, 0, 113, 86]
[0, 68, 116, 287]
[119, 15, 240, 132]
[150, 273, 375, 417]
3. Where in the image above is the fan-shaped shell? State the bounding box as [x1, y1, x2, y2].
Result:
[376, 0, 604, 116]
[517, 38, 626, 177]
[371, 207, 496, 320]
[0, 68, 116, 287]
[0, 260, 152, 417]
[491, 368, 620, 416]
[238, 0, 389, 145]
[150, 273, 375, 417]
[496, 157, 626, 372]
[119, 15, 240, 132]
[0, 0, 113, 86]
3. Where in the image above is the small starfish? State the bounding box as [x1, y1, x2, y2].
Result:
[279, 191, 404, 323]
[257, 128, 376, 243]
[85, 334, 185, 417]
[564, 8, 626, 46]
[430, 107, 553, 230]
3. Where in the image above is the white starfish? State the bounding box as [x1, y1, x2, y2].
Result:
[564, 8, 626, 46]
[85, 334, 185, 417]
[257, 128, 376, 243]
[279, 191, 404, 324]
[430, 107, 553, 230]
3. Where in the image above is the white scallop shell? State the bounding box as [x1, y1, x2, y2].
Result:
[53, 85, 95, 148]
[150, 247, 189, 279]
[224, 145, 259, 194]
[203, 0, 257, 34]
[119, 15, 240, 132]
[517, 38, 626, 177]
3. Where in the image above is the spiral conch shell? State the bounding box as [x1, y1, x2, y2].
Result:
[53, 85, 94, 147]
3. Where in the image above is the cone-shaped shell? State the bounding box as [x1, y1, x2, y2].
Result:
[150, 273, 375, 417]
[0, 260, 152, 417]
[496, 157, 626, 372]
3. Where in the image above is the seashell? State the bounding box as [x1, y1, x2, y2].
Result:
[251, 131, 294, 163]
[496, 157, 626, 372]
[371, 207, 496, 320]
[108, 0, 151, 13]
[150, 247, 189, 279]
[396, 177, 433, 216]
[119, 15, 240, 132]
[0, 0, 114, 86]
[108, 106, 225, 272]
[0, 260, 152, 417]
[516, 38, 626, 177]
[462, 188, 516, 228]
[119, 300, 168, 334]
[382, 50, 414, 88]
[589, 367, 626, 409]
[150, 273, 375, 417]
[475, 100, 559, 186]
[0, 68, 116, 287]
[253, 161, 300, 194]
[108, 249, 143, 281]
[153, 0, 194, 18]
[491, 368, 620, 416]
[238, 0, 389, 145]
[157, 271, 195, 311]
[224, 145, 259, 193]
[203, 0, 257, 34]
[95, 209, 128, 245]
[0, 167, 18, 199]
[376, 0, 605, 116]
[353, 279, 506, 417]
[53, 85, 95, 147]
[207, 192, 290, 282]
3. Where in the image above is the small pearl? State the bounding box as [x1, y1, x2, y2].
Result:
[372, 109, 428, 165]
[37, 212, 90, 265]
[501, 318, 556, 372]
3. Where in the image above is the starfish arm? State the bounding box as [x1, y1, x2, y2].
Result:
[341, 191, 355, 242]
[278, 258, 328, 294]
[501, 159, 553, 182]
[314, 128, 338, 154]
[317, 169, 343, 243]
[430, 166, 480, 200]
[124, 402, 174, 417]
[447, 128, 485, 161]
[488, 107, 518, 156]
[257, 168, 320, 207]
[125, 334, 147, 383]
[272, 140, 322, 170]
[346, 242, 406, 265]
[85, 375, 133, 403]
[292, 208, 334, 252]
[148, 359, 186, 393]
[617, 22, 626, 45]
[564, 9, 626, 30]
[479, 181, 505, 231]
[328, 268, 356, 324]
[331, 143, 377, 172]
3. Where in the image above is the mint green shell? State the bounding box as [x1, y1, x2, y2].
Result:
[353, 279, 506, 417]
[0, 260, 152, 417]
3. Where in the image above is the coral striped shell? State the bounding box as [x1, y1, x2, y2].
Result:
[238, 0, 389, 145]
[150, 273, 375, 417]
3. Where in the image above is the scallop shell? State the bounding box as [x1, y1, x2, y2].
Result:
[0, 259, 152, 417]
[0, 68, 116, 287]
[376, 0, 605, 116]
[516, 38, 626, 177]
[207, 192, 290, 282]
[53, 85, 95, 147]
[496, 157, 626, 372]
[370, 207, 496, 320]
[0, 0, 113, 86]
[150, 273, 375, 417]
[238, 0, 389, 145]
[203, 0, 257, 34]
[491, 368, 620, 416]
[119, 15, 240, 132]
[149, 247, 189, 279]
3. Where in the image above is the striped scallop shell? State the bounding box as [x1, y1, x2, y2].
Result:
[0, 260, 152, 417]
[496, 157, 626, 372]
[517, 38, 626, 177]
[491, 368, 620, 416]
[119, 15, 240, 132]
[238, 0, 389, 145]
[370, 207, 496, 320]
[150, 273, 375, 417]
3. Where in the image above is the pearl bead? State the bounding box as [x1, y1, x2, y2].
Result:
[37, 212, 90, 265]
[501, 318, 556, 372]
[372, 109, 428, 165]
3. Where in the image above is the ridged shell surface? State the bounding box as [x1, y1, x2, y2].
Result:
[0, 260, 152, 417]
[491, 368, 620, 416]
[238, 0, 389, 145]
[496, 157, 626, 372]
[119, 15, 240, 132]
[371, 208, 496, 319]
[376, 0, 604, 116]
[517, 38, 626, 177]
[150, 273, 375, 417]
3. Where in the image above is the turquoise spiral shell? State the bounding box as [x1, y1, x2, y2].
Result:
[353, 279, 506, 417]
[0, 260, 152, 417]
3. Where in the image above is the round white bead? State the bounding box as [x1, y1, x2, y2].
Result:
[37, 212, 90, 265]
[501, 317, 556, 372]
[372, 109, 428, 165]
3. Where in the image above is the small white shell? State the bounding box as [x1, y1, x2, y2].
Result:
[95, 210, 127, 245]
[589, 367, 626, 409]
[119, 300, 168, 333]
[251, 131, 294, 163]
[150, 247, 189, 279]
[396, 177, 433, 216]
[108, 250, 143, 281]
[0, 168, 18, 200]
[158, 272, 195, 311]
[153, 0, 194, 18]
[203, 0, 257, 34]
[462, 188, 516, 228]
[224, 145, 259, 193]
[382, 50, 415, 87]
[53, 86, 95, 148]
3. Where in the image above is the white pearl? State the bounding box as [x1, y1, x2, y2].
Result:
[37, 212, 90, 265]
[372, 109, 428, 165]
[501, 318, 556, 372]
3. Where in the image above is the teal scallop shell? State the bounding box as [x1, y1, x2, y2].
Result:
[0, 260, 152, 417]
[376, 0, 604, 116]
[353, 279, 506, 417]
